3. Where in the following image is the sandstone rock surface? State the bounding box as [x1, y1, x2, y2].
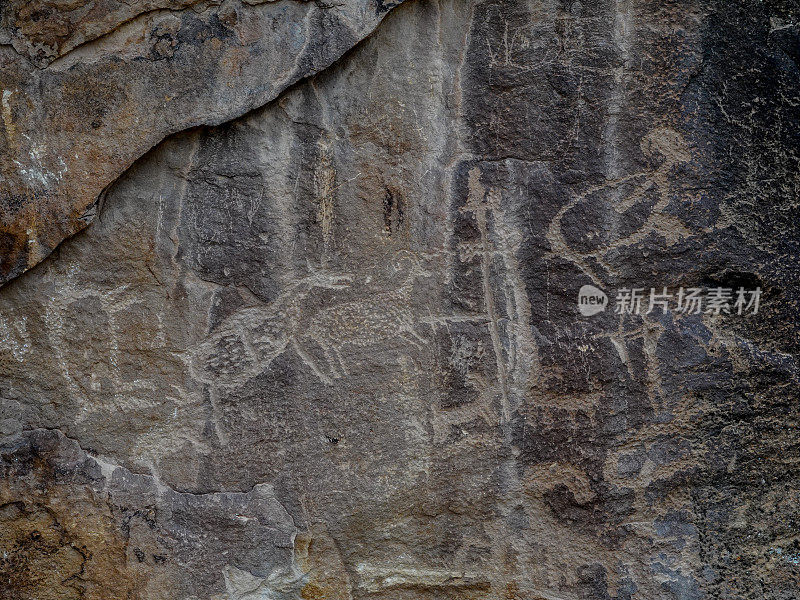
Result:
[0, 0, 401, 282]
[1, 0, 799, 598]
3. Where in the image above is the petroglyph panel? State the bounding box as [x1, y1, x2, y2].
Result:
[1, 0, 799, 598]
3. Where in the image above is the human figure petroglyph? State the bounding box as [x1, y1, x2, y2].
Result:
[543, 128, 693, 417]
[451, 168, 540, 422]
[546, 127, 693, 285]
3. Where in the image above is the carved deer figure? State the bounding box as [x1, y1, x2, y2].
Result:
[189, 263, 351, 387]
[299, 253, 432, 380]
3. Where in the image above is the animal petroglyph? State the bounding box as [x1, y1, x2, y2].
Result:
[189, 255, 434, 387]
[299, 254, 432, 380]
[189, 263, 352, 387]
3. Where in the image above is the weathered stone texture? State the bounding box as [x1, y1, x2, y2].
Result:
[1, 0, 799, 598]
[0, 0, 400, 282]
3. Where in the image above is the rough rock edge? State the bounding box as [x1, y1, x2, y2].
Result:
[0, 0, 406, 288]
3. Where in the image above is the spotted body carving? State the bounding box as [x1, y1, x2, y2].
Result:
[301, 255, 431, 378]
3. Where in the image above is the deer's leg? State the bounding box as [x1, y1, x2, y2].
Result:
[333, 346, 350, 376]
[291, 338, 334, 385]
[208, 387, 229, 446]
[400, 333, 422, 351]
[408, 327, 427, 345]
[401, 326, 427, 350]
[317, 338, 344, 379]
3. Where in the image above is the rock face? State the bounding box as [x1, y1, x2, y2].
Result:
[1, 0, 799, 598]
[0, 0, 401, 282]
